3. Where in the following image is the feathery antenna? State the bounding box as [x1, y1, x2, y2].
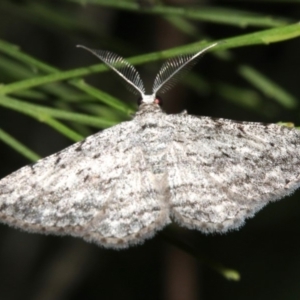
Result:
[77, 45, 145, 96]
[152, 43, 218, 95]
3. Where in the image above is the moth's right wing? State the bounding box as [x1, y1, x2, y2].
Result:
[0, 121, 170, 248]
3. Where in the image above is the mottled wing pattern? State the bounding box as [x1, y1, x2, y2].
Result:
[166, 114, 300, 233]
[0, 121, 169, 248]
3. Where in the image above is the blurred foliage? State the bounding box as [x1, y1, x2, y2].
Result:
[0, 1, 300, 300]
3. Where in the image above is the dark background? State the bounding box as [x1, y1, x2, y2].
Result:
[0, 0, 300, 299]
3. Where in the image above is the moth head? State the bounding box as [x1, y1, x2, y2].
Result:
[137, 94, 163, 107]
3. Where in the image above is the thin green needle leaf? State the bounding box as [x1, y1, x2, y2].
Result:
[0, 95, 117, 128]
[0, 53, 90, 102]
[68, 0, 290, 27]
[216, 83, 264, 110]
[239, 65, 297, 108]
[0, 128, 40, 162]
[69, 79, 135, 114]
[41, 117, 84, 142]
[0, 39, 57, 73]
[164, 15, 199, 38]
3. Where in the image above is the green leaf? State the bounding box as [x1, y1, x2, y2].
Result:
[0, 128, 40, 162]
[239, 65, 297, 108]
[68, 0, 291, 27]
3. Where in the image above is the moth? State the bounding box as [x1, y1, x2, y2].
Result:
[0, 43, 299, 249]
